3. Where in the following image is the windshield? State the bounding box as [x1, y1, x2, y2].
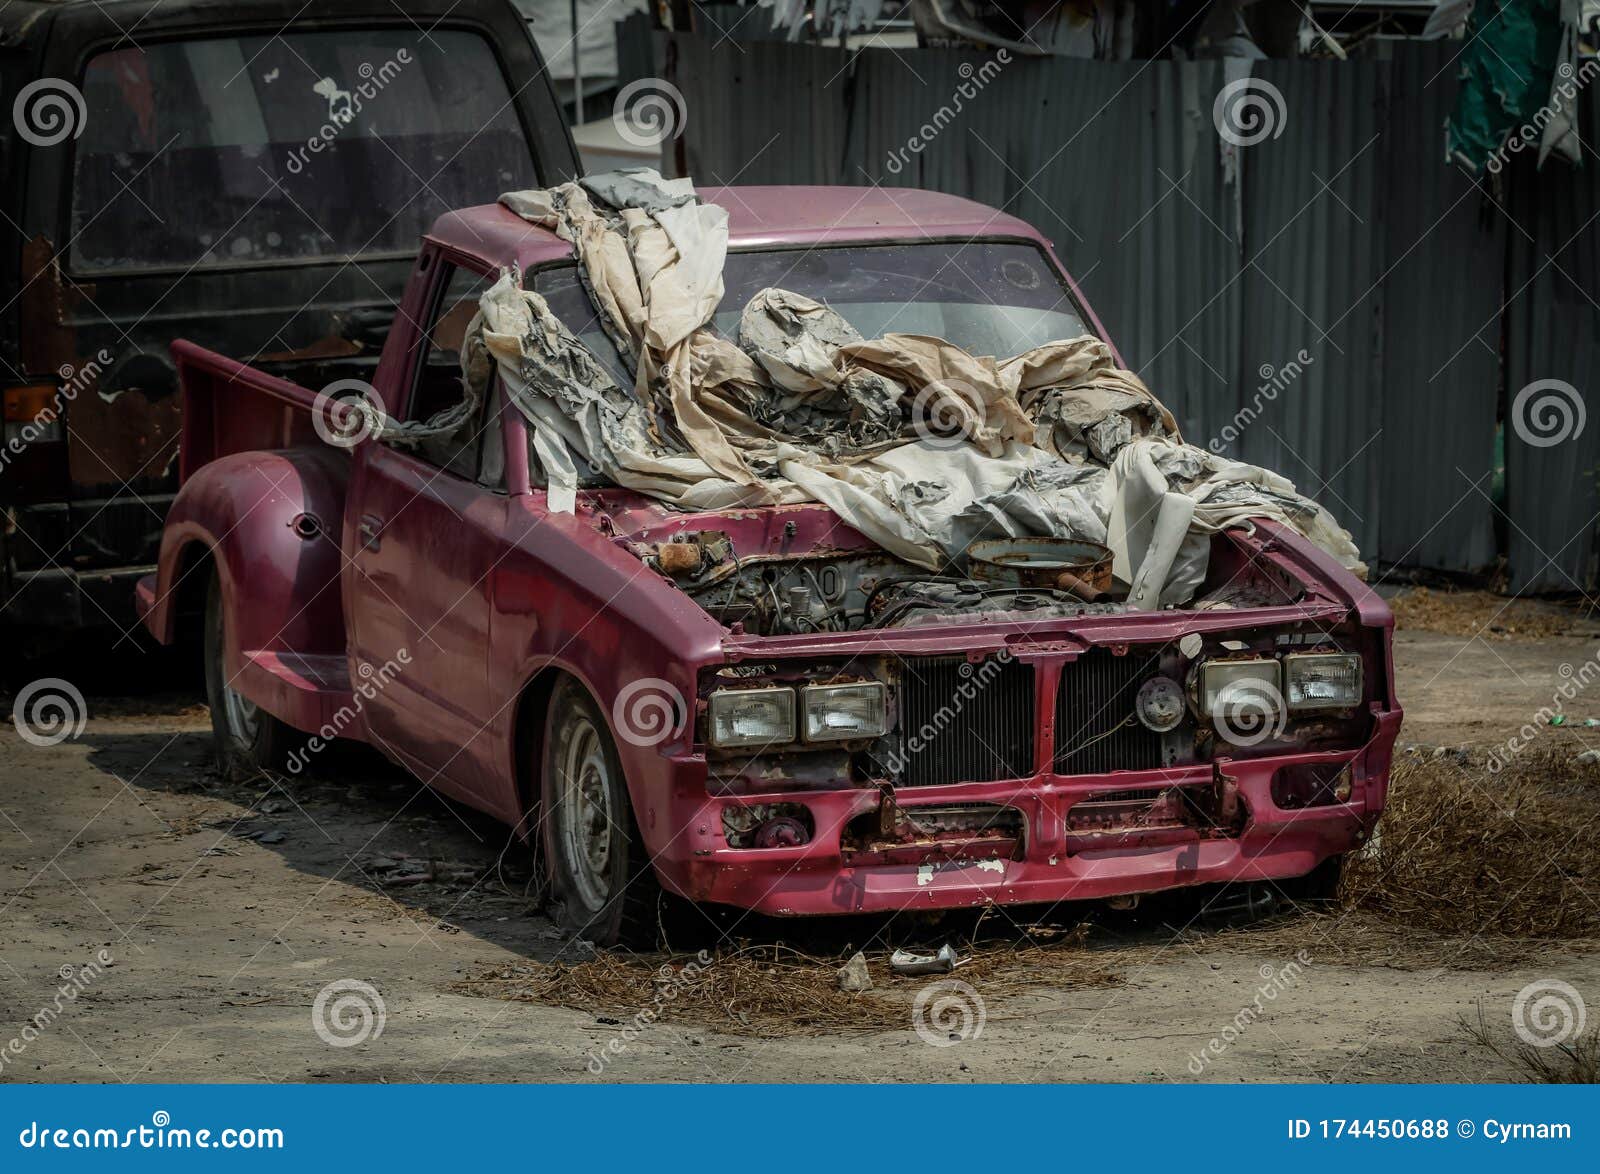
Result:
[714, 241, 1090, 356]
[528, 240, 1094, 488]
[71, 29, 533, 272]
[535, 240, 1092, 386]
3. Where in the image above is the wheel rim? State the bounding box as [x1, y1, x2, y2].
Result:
[557, 714, 614, 912]
[221, 679, 260, 749]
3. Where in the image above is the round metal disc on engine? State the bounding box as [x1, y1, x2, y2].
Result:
[1135, 675, 1186, 732]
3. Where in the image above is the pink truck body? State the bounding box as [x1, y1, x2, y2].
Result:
[135, 187, 1401, 918]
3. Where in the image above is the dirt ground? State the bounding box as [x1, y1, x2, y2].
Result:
[3, 603, 1599, 1084]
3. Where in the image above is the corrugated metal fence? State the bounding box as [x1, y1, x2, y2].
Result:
[661, 33, 1599, 592]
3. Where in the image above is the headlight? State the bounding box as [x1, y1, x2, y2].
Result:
[1199, 659, 1281, 717]
[708, 687, 795, 748]
[802, 682, 887, 742]
[1284, 653, 1362, 711]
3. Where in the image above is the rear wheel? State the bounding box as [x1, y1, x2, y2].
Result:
[203, 567, 305, 779]
[540, 678, 661, 947]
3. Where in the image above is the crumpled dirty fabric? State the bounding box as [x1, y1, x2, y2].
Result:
[349, 332, 487, 458]
[733, 290, 904, 451]
[1535, 0, 1600, 168]
[476, 167, 1363, 606]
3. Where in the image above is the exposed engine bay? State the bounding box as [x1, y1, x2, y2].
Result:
[642, 528, 1300, 635]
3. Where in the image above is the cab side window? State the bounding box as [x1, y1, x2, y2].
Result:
[406, 261, 498, 484]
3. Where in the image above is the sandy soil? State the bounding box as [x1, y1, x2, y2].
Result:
[2, 624, 1597, 1083]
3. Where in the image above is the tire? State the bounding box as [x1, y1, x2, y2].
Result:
[203, 567, 305, 779]
[1284, 853, 1346, 905]
[540, 678, 662, 947]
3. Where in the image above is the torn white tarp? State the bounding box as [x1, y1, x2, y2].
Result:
[474, 168, 1362, 606]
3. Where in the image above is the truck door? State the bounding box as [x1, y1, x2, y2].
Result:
[344, 259, 507, 807]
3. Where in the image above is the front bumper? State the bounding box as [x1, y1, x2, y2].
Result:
[659, 710, 1401, 916]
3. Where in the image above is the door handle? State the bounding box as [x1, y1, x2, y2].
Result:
[359, 515, 384, 551]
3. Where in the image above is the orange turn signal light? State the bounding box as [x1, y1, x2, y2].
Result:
[3, 383, 57, 424]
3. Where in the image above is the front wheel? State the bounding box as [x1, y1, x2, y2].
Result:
[1283, 852, 1346, 905]
[203, 567, 305, 779]
[540, 678, 661, 946]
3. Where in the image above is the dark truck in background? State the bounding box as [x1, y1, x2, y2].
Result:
[0, 0, 579, 650]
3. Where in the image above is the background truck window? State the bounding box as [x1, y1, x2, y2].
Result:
[71, 29, 534, 272]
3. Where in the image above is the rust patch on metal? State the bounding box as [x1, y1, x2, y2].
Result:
[843, 801, 1024, 866]
[19, 235, 83, 375]
[68, 392, 182, 487]
[255, 335, 364, 363]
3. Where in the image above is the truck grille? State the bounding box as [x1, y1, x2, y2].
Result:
[897, 656, 1034, 786]
[1054, 648, 1165, 775]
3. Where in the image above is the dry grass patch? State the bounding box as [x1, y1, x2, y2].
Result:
[1342, 751, 1600, 940]
[1461, 1001, 1599, 1084]
[1189, 751, 1600, 968]
[452, 929, 1126, 1039]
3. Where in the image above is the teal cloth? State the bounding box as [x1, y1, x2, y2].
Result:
[1446, 0, 1565, 172]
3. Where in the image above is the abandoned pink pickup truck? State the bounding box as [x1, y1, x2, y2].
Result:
[135, 188, 1401, 945]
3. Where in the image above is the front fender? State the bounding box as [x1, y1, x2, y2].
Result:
[140, 448, 351, 663]
[492, 505, 726, 840]
[1248, 519, 1392, 628]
